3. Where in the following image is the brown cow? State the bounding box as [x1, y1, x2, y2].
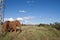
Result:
[3, 20, 22, 32]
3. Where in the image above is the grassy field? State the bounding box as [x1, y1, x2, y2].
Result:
[0, 26, 60, 40]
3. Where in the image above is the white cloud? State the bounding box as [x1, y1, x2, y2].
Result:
[16, 16, 34, 21]
[23, 17, 29, 20]
[23, 20, 34, 24]
[9, 18, 14, 21]
[4, 16, 35, 24]
[19, 10, 26, 13]
[16, 18, 33, 24]
[16, 17, 23, 21]
[22, 16, 35, 24]
[4, 18, 14, 21]
[23, 16, 35, 20]
[16, 16, 35, 21]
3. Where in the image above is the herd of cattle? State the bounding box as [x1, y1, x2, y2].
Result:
[3, 20, 22, 32]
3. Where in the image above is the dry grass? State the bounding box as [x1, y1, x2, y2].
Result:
[0, 26, 60, 40]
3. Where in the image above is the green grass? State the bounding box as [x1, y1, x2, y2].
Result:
[0, 26, 60, 40]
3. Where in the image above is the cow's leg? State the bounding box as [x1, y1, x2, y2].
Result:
[3, 28, 6, 32]
[13, 26, 16, 32]
[3, 23, 7, 32]
[10, 28, 13, 32]
[18, 24, 22, 32]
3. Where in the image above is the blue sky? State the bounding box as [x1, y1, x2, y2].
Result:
[4, 0, 60, 24]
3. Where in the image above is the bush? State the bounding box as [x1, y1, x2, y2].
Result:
[38, 24, 49, 27]
[50, 22, 60, 30]
[54, 22, 60, 30]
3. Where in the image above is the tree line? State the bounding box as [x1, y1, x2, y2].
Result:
[38, 22, 60, 30]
